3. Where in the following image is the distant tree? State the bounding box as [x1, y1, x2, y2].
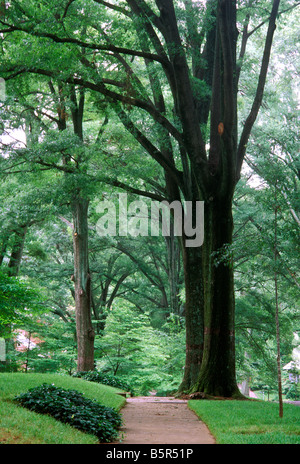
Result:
[96, 300, 185, 394]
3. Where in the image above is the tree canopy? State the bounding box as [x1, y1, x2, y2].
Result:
[0, 0, 299, 400]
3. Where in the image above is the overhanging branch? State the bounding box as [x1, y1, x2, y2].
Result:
[236, 0, 281, 179]
[3, 66, 183, 146]
[0, 21, 168, 65]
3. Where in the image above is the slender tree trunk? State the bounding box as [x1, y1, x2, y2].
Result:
[3, 226, 28, 366]
[274, 183, 283, 417]
[179, 244, 204, 392]
[8, 225, 27, 277]
[57, 84, 95, 372]
[72, 197, 95, 372]
[24, 331, 32, 373]
[165, 229, 181, 316]
[275, 253, 283, 417]
[0, 235, 8, 267]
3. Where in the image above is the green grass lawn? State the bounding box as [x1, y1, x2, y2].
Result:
[189, 399, 300, 444]
[1, 373, 299, 445]
[0, 373, 126, 444]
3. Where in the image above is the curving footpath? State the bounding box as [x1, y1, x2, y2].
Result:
[117, 397, 216, 444]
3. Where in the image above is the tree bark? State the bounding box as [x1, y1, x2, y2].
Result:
[72, 197, 95, 372]
[0, 235, 8, 267]
[274, 182, 283, 417]
[179, 244, 204, 392]
[193, 196, 241, 397]
[57, 84, 95, 372]
[165, 234, 181, 316]
[8, 225, 27, 277]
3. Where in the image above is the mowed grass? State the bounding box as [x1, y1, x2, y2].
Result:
[189, 399, 300, 444]
[0, 373, 126, 444]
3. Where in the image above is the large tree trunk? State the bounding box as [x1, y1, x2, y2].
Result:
[178, 195, 241, 397]
[193, 196, 241, 397]
[72, 197, 95, 372]
[181, 0, 240, 397]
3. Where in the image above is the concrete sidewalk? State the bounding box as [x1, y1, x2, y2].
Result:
[117, 397, 216, 444]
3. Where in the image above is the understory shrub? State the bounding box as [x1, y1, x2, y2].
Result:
[14, 383, 122, 442]
[73, 370, 134, 395]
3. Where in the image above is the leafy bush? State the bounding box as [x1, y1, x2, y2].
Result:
[73, 370, 134, 394]
[285, 383, 300, 400]
[14, 383, 122, 442]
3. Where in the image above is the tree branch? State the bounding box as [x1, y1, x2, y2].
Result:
[126, 0, 164, 34]
[0, 21, 168, 65]
[116, 106, 184, 189]
[3, 66, 183, 145]
[96, 175, 168, 203]
[236, 0, 281, 179]
[92, 0, 131, 17]
[237, 1, 299, 85]
[155, 0, 208, 178]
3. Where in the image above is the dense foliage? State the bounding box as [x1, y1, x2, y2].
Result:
[14, 383, 122, 442]
[73, 370, 134, 394]
[0, 270, 42, 328]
